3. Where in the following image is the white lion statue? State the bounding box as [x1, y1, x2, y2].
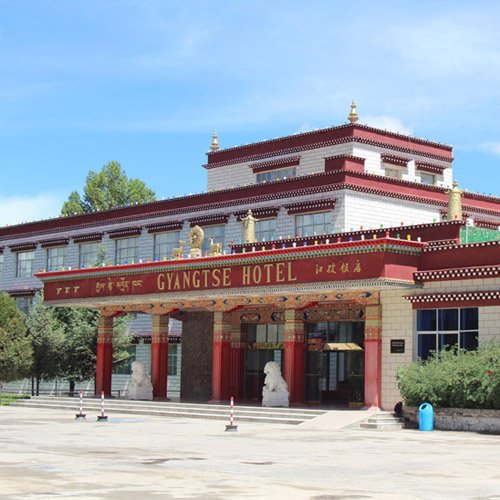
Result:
[127, 361, 153, 400]
[262, 361, 289, 407]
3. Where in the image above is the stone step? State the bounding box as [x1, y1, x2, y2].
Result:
[360, 421, 405, 430]
[12, 397, 328, 425]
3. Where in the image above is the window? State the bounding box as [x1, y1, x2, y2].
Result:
[115, 237, 139, 265]
[420, 172, 435, 185]
[385, 167, 403, 179]
[256, 167, 296, 184]
[168, 344, 179, 376]
[417, 308, 478, 360]
[16, 297, 33, 315]
[47, 247, 66, 271]
[255, 218, 276, 242]
[154, 231, 180, 261]
[79, 242, 100, 268]
[201, 225, 225, 255]
[16, 251, 34, 278]
[295, 212, 329, 237]
[244, 324, 285, 345]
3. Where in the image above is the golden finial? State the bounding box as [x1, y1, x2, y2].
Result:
[348, 100, 359, 124]
[210, 130, 220, 152]
[445, 179, 464, 221]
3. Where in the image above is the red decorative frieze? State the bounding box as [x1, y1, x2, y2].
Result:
[325, 155, 365, 173]
[40, 237, 70, 248]
[284, 198, 336, 215]
[189, 214, 229, 227]
[108, 227, 142, 239]
[473, 219, 500, 230]
[415, 161, 447, 174]
[406, 291, 500, 309]
[9, 242, 37, 252]
[250, 156, 301, 173]
[414, 265, 500, 282]
[73, 233, 103, 244]
[381, 154, 410, 167]
[146, 221, 184, 234]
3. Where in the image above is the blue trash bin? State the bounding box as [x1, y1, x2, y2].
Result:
[419, 402, 434, 431]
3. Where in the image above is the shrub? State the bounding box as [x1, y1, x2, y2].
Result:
[397, 341, 500, 409]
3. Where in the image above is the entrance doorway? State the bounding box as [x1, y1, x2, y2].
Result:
[242, 323, 284, 401]
[305, 321, 364, 404]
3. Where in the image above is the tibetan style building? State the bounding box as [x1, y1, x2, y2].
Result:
[1, 104, 499, 410]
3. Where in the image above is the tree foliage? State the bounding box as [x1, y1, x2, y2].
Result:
[27, 296, 66, 392]
[397, 342, 500, 409]
[61, 161, 156, 215]
[0, 293, 32, 384]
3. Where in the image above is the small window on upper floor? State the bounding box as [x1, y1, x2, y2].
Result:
[79, 242, 100, 268]
[16, 251, 34, 278]
[420, 172, 436, 185]
[47, 246, 66, 272]
[154, 231, 180, 261]
[202, 225, 225, 255]
[115, 237, 139, 265]
[295, 212, 329, 237]
[256, 167, 296, 184]
[255, 218, 277, 242]
[385, 166, 403, 179]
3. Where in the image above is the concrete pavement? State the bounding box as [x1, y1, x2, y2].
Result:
[0, 406, 498, 499]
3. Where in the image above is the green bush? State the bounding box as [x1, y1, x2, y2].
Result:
[397, 342, 500, 409]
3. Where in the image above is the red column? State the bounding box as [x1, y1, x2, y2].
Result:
[283, 309, 305, 404]
[364, 304, 382, 409]
[96, 315, 113, 397]
[151, 315, 169, 400]
[229, 322, 243, 400]
[212, 311, 231, 402]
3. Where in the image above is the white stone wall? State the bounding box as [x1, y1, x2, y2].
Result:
[344, 191, 440, 231]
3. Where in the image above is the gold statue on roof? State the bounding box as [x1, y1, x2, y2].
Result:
[189, 225, 204, 258]
[241, 209, 258, 243]
[445, 180, 464, 221]
[348, 100, 359, 124]
[210, 130, 220, 152]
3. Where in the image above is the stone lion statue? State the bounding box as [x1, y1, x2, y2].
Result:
[262, 361, 289, 407]
[127, 361, 153, 400]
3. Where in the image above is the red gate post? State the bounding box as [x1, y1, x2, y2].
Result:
[364, 304, 382, 409]
[96, 314, 113, 397]
[151, 314, 169, 400]
[212, 311, 232, 402]
[283, 308, 305, 404]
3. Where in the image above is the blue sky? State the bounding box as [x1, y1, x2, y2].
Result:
[1, 1, 499, 226]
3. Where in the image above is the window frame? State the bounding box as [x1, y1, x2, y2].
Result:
[295, 211, 329, 237]
[255, 218, 277, 243]
[47, 246, 66, 272]
[115, 237, 139, 265]
[201, 225, 225, 255]
[16, 251, 35, 278]
[154, 231, 180, 261]
[79, 242, 100, 268]
[256, 166, 297, 184]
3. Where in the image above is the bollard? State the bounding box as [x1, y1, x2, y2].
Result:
[97, 391, 108, 421]
[75, 391, 86, 419]
[225, 396, 238, 432]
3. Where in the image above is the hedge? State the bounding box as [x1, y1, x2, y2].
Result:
[397, 341, 500, 409]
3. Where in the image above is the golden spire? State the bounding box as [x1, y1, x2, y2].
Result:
[348, 100, 359, 124]
[445, 180, 464, 220]
[210, 130, 220, 152]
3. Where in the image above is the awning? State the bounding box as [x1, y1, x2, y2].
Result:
[323, 342, 364, 351]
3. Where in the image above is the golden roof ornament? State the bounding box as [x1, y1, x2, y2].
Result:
[241, 209, 258, 243]
[210, 130, 220, 152]
[445, 180, 464, 221]
[188, 225, 204, 258]
[348, 100, 359, 124]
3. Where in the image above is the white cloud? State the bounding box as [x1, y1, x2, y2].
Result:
[362, 115, 413, 136]
[479, 143, 500, 156]
[0, 193, 65, 227]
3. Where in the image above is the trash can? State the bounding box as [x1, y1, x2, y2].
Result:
[418, 402, 434, 431]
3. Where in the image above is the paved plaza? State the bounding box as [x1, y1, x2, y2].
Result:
[0, 406, 499, 499]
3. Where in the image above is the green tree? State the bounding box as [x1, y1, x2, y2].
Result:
[26, 296, 66, 395]
[61, 161, 156, 215]
[0, 293, 32, 385]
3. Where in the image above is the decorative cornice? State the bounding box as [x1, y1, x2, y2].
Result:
[473, 219, 500, 230]
[415, 161, 447, 174]
[9, 242, 37, 252]
[414, 265, 500, 282]
[73, 233, 103, 244]
[405, 290, 500, 308]
[234, 207, 279, 220]
[250, 156, 301, 173]
[108, 227, 142, 239]
[189, 214, 229, 227]
[284, 198, 336, 215]
[381, 154, 410, 167]
[423, 239, 500, 252]
[146, 221, 184, 234]
[40, 237, 70, 248]
[7, 289, 37, 298]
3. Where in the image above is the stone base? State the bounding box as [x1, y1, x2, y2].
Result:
[190, 249, 202, 259]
